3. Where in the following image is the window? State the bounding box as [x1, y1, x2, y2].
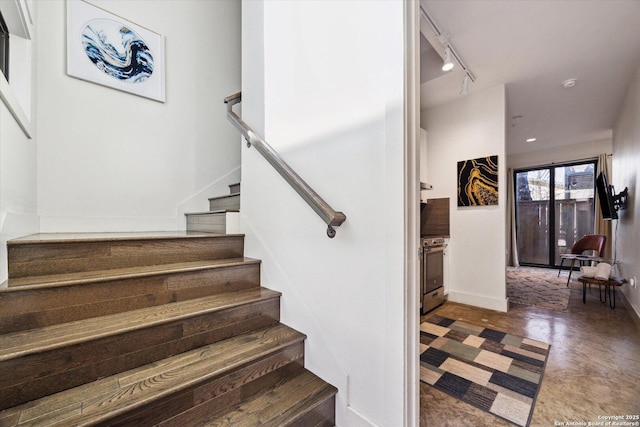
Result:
[0, 0, 34, 137]
[0, 11, 8, 81]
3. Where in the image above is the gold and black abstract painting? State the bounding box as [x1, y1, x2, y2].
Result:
[457, 155, 498, 206]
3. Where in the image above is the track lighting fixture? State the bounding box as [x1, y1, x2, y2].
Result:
[460, 74, 470, 95]
[421, 5, 476, 89]
[442, 47, 454, 71]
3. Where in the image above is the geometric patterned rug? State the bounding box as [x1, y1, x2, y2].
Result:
[420, 315, 551, 427]
[507, 266, 571, 311]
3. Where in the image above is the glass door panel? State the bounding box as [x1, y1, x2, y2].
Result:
[553, 164, 595, 265]
[515, 169, 550, 265]
[515, 161, 596, 268]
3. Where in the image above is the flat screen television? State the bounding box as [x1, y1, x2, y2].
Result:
[596, 172, 618, 220]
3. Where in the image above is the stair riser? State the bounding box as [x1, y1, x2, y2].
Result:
[286, 397, 336, 427]
[209, 195, 240, 211]
[8, 236, 244, 279]
[0, 263, 261, 334]
[186, 213, 226, 234]
[0, 298, 280, 410]
[229, 183, 241, 194]
[107, 344, 305, 427]
[186, 224, 226, 233]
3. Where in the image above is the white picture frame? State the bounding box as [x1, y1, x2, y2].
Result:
[66, 0, 165, 102]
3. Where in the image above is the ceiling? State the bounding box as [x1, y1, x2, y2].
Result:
[419, 0, 640, 156]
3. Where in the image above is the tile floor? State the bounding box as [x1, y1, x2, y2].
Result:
[420, 280, 640, 426]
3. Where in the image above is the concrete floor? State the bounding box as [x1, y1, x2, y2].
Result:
[420, 281, 640, 426]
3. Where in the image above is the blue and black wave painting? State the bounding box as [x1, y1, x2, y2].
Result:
[81, 19, 154, 83]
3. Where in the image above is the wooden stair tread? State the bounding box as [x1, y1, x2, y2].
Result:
[0, 324, 305, 427]
[7, 231, 239, 245]
[199, 370, 337, 427]
[0, 288, 280, 362]
[208, 194, 240, 202]
[2, 257, 259, 290]
[186, 209, 240, 215]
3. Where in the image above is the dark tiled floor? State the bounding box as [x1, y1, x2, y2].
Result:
[420, 281, 640, 426]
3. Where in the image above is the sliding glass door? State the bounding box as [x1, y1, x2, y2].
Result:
[515, 161, 596, 267]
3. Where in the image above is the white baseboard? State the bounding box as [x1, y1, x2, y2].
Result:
[447, 290, 509, 312]
[622, 290, 640, 331]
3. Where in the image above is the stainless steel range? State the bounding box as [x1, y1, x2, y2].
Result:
[421, 236, 446, 314]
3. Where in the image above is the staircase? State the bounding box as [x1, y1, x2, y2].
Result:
[186, 183, 241, 233]
[0, 230, 337, 425]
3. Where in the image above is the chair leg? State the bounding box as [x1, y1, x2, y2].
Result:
[567, 259, 576, 286]
[558, 259, 565, 277]
[610, 286, 616, 309]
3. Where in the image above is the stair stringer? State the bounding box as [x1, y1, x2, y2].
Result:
[225, 211, 241, 234]
[239, 215, 381, 427]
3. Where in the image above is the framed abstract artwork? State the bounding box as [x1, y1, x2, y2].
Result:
[66, 0, 165, 102]
[457, 155, 499, 206]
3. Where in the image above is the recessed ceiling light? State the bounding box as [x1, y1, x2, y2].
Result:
[562, 78, 577, 89]
[526, 138, 537, 142]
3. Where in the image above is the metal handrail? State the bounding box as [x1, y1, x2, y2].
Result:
[224, 92, 346, 238]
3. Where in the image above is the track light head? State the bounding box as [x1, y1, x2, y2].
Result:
[442, 47, 454, 72]
[460, 74, 470, 95]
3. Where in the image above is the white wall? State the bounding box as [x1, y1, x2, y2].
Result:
[507, 139, 612, 170]
[612, 62, 640, 320]
[241, 1, 406, 425]
[422, 85, 508, 311]
[0, 101, 38, 285]
[0, 0, 38, 285]
[36, 0, 241, 232]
